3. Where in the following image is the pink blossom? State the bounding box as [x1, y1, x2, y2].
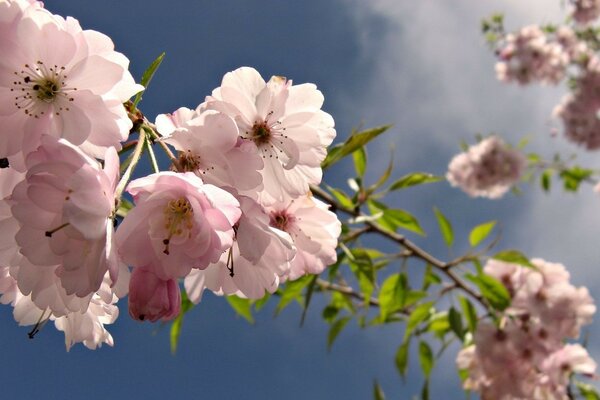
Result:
[446, 136, 526, 199]
[571, 0, 600, 25]
[495, 25, 569, 85]
[156, 108, 262, 191]
[265, 194, 340, 281]
[459, 258, 597, 399]
[9, 136, 120, 304]
[128, 265, 180, 322]
[184, 196, 295, 301]
[203, 67, 336, 204]
[0, 265, 127, 350]
[0, 2, 142, 159]
[115, 172, 241, 280]
[554, 58, 600, 150]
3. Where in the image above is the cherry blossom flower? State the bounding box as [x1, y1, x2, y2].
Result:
[554, 58, 600, 150]
[265, 194, 340, 281]
[115, 172, 241, 280]
[128, 265, 180, 322]
[495, 25, 569, 85]
[0, 2, 142, 159]
[203, 67, 336, 204]
[156, 108, 262, 191]
[446, 136, 526, 199]
[458, 258, 596, 399]
[8, 136, 120, 312]
[571, 0, 600, 25]
[184, 196, 295, 301]
[0, 265, 125, 350]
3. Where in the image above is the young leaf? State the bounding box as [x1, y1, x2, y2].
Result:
[448, 306, 464, 340]
[541, 170, 551, 192]
[418, 341, 434, 378]
[276, 275, 312, 315]
[469, 221, 496, 247]
[395, 339, 410, 378]
[132, 52, 165, 108]
[382, 209, 426, 236]
[353, 147, 367, 177]
[373, 380, 386, 400]
[322, 125, 391, 169]
[466, 273, 511, 311]
[458, 296, 478, 333]
[226, 295, 254, 324]
[405, 302, 434, 339]
[433, 207, 453, 247]
[576, 381, 600, 400]
[169, 292, 194, 354]
[388, 172, 442, 191]
[327, 316, 351, 351]
[492, 249, 534, 268]
[378, 274, 404, 320]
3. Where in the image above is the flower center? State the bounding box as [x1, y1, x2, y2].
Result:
[162, 197, 194, 255]
[176, 151, 202, 172]
[251, 121, 272, 145]
[269, 210, 294, 232]
[11, 61, 76, 118]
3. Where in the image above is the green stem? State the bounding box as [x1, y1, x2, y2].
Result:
[115, 130, 146, 208]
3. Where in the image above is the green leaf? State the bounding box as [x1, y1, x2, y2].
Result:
[418, 341, 434, 378]
[322, 305, 339, 323]
[388, 172, 442, 191]
[458, 296, 478, 333]
[405, 302, 434, 339]
[327, 316, 351, 351]
[541, 170, 551, 192]
[466, 273, 511, 311]
[433, 207, 453, 247]
[226, 295, 254, 324]
[378, 274, 405, 320]
[300, 275, 318, 326]
[421, 379, 430, 400]
[469, 221, 496, 247]
[421, 264, 441, 290]
[395, 340, 410, 378]
[492, 249, 534, 268]
[170, 291, 194, 354]
[383, 209, 425, 236]
[576, 381, 600, 400]
[327, 186, 355, 210]
[448, 306, 464, 340]
[368, 154, 394, 192]
[276, 275, 313, 315]
[322, 125, 391, 169]
[560, 166, 593, 192]
[373, 380, 386, 400]
[132, 52, 165, 108]
[353, 147, 367, 177]
[253, 293, 271, 312]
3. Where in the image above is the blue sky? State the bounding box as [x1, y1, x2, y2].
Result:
[1, 1, 598, 398]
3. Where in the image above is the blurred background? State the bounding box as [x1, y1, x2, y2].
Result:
[2, 1, 597, 398]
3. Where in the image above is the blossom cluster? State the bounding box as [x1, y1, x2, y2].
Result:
[446, 136, 526, 199]
[457, 258, 596, 399]
[491, 15, 600, 150]
[495, 25, 571, 85]
[0, 0, 341, 349]
[570, 0, 600, 25]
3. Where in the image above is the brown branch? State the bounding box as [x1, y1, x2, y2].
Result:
[311, 184, 487, 309]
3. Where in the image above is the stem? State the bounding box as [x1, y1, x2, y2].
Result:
[114, 130, 146, 208]
[310, 184, 486, 309]
[144, 129, 160, 173]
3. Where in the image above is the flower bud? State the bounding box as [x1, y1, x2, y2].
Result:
[128, 266, 181, 322]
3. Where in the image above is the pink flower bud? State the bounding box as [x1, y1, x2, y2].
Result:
[128, 266, 181, 322]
